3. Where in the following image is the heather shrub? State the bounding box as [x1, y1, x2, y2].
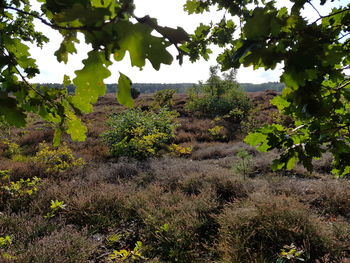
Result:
[18, 227, 97, 263]
[0, 160, 46, 181]
[129, 186, 219, 262]
[216, 193, 334, 262]
[102, 109, 179, 160]
[0, 213, 58, 251]
[19, 129, 54, 148]
[308, 181, 350, 219]
[63, 183, 136, 233]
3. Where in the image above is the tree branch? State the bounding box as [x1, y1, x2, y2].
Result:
[313, 7, 350, 24]
[3, 6, 116, 31]
[307, 1, 322, 19]
[336, 80, 350, 91]
[1, 48, 70, 120]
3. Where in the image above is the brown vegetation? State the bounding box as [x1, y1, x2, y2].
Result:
[0, 92, 349, 262]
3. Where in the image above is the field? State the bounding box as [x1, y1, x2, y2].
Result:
[0, 92, 349, 263]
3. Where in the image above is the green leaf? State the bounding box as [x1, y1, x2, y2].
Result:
[53, 128, 62, 146]
[53, 3, 111, 25]
[0, 95, 26, 127]
[54, 33, 79, 64]
[244, 8, 272, 39]
[66, 115, 87, 141]
[113, 21, 173, 70]
[272, 159, 285, 171]
[117, 73, 134, 108]
[184, 0, 201, 14]
[286, 155, 297, 170]
[244, 132, 267, 147]
[72, 50, 111, 113]
[271, 95, 291, 111]
[63, 75, 71, 87]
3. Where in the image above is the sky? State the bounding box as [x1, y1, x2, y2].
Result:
[28, 0, 348, 84]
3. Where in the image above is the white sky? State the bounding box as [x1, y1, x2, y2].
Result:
[28, 0, 348, 84]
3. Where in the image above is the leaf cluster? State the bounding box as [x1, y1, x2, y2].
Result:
[0, 0, 189, 143]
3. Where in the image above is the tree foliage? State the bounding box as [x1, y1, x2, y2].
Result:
[184, 0, 350, 176]
[0, 0, 188, 144]
[1, 0, 350, 175]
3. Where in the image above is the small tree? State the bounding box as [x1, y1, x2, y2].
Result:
[186, 66, 251, 121]
[152, 89, 177, 109]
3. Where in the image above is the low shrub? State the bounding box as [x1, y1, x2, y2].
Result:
[131, 87, 140, 99]
[186, 94, 251, 120]
[0, 169, 42, 212]
[208, 125, 227, 141]
[102, 109, 179, 160]
[168, 144, 192, 157]
[152, 89, 176, 109]
[34, 142, 85, 174]
[185, 67, 251, 122]
[0, 117, 12, 139]
[17, 227, 97, 263]
[216, 193, 335, 262]
[2, 139, 21, 159]
[129, 185, 219, 262]
[62, 183, 136, 233]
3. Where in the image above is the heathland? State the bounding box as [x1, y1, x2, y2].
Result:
[0, 90, 349, 263]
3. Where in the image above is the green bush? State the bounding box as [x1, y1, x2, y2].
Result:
[0, 117, 12, 139]
[152, 89, 176, 109]
[102, 109, 179, 159]
[34, 143, 85, 174]
[185, 67, 251, 121]
[131, 87, 140, 99]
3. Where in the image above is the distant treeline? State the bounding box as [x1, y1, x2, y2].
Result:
[240, 82, 285, 92]
[38, 82, 284, 94]
[107, 83, 194, 94]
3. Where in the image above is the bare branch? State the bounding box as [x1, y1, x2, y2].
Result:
[307, 1, 322, 19]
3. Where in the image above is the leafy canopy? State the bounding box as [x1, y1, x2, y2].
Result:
[1, 0, 350, 176]
[183, 0, 350, 176]
[0, 0, 188, 144]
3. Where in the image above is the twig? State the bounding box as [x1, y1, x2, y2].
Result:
[307, 1, 322, 19]
[313, 7, 350, 24]
[336, 81, 350, 91]
[1, 48, 71, 120]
